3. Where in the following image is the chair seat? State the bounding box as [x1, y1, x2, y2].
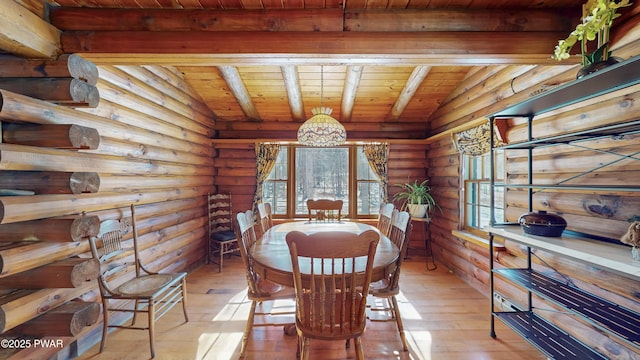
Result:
[369, 279, 399, 296]
[211, 230, 236, 242]
[250, 278, 295, 299]
[115, 273, 185, 297]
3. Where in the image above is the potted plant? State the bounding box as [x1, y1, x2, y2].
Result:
[392, 179, 440, 218]
[552, 0, 632, 78]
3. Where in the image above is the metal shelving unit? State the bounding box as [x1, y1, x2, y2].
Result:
[486, 54, 640, 359]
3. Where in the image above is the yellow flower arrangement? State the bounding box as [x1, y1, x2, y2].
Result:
[553, 0, 633, 66]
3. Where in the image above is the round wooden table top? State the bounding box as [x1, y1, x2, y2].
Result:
[251, 221, 399, 287]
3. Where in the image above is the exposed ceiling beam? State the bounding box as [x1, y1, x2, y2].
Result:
[0, 0, 61, 58]
[281, 65, 305, 122]
[48, 8, 574, 33]
[341, 65, 362, 122]
[217, 66, 260, 121]
[387, 65, 431, 121]
[61, 31, 572, 66]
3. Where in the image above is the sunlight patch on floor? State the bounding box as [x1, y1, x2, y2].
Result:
[406, 330, 432, 360]
[197, 331, 243, 360]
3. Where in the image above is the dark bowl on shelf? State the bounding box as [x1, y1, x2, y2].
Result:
[518, 210, 567, 237]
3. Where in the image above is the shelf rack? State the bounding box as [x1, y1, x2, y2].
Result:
[487, 54, 640, 359]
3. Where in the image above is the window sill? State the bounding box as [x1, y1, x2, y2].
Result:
[452, 229, 506, 251]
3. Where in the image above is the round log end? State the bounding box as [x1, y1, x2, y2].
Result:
[68, 54, 99, 86]
[70, 258, 100, 287]
[69, 172, 101, 194]
[68, 124, 100, 150]
[70, 302, 100, 336]
[71, 215, 101, 241]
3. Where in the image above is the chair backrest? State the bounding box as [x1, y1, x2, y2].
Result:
[257, 202, 273, 234]
[285, 230, 379, 339]
[235, 210, 264, 297]
[208, 193, 233, 237]
[306, 199, 343, 222]
[88, 204, 141, 296]
[381, 209, 412, 293]
[376, 203, 395, 236]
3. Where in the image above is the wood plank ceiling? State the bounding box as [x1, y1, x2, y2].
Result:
[7, 0, 588, 140]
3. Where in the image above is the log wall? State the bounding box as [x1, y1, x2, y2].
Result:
[0, 58, 214, 358]
[427, 45, 640, 358]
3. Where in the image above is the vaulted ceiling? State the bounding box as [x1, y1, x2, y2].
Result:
[2, 0, 594, 140]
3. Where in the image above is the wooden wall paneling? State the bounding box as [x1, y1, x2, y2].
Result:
[0, 78, 99, 107]
[93, 137, 213, 165]
[114, 65, 214, 122]
[98, 174, 213, 193]
[97, 66, 215, 136]
[0, 215, 100, 242]
[0, 143, 214, 176]
[0, 182, 207, 225]
[0, 258, 99, 289]
[0, 171, 100, 194]
[0, 91, 213, 158]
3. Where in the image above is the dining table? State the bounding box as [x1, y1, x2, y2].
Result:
[250, 221, 400, 287]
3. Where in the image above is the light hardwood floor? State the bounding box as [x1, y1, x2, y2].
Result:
[75, 255, 547, 360]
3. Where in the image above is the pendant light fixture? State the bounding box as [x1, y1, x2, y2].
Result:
[297, 65, 347, 147]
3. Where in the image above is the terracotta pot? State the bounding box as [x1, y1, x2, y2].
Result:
[518, 210, 567, 237]
[576, 57, 622, 79]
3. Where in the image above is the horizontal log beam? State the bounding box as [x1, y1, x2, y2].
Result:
[0, 215, 100, 242]
[0, 258, 99, 288]
[61, 31, 571, 66]
[0, 187, 206, 224]
[0, 143, 213, 176]
[0, 78, 99, 107]
[9, 301, 100, 337]
[50, 8, 344, 32]
[0, 0, 61, 58]
[0, 285, 92, 333]
[0, 171, 100, 195]
[0, 90, 213, 157]
[2, 124, 100, 150]
[47, 8, 576, 36]
[0, 54, 99, 85]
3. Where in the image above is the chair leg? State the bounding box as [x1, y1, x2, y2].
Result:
[148, 302, 156, 359]
[100, 298, 109, 353]
[240, 300, 257, 357]
[354, 337, 365, 360]
[218, 243, 224, 272]
[132, 299, 140, 325]
[181, 279, 189, 322]
[390, 296, 408, 351]
[301, 337, 311, 360]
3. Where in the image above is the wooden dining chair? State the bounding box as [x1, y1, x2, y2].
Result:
[306, 199, 343, 222]
[285, 229, 380, 360]
[87, 204, 188, 359]
[257, 202, 273, 234]
[376, 202, 395, 236]
[208, 193, 240, 272]
[368, 209, 412, 351]
[235, 210, 295, 358]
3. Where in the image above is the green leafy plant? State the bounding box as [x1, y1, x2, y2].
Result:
[392, 179, 440, 215]
[552, 0, 632, 66]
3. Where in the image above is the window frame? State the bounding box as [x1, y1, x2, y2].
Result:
[461, 150, 505, 235]
[263, 145, 381, 219]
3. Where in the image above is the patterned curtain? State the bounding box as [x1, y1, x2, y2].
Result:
[452, 121, 504, 156]
[253, 143, 281, 214]
[363, 142, 390, 202]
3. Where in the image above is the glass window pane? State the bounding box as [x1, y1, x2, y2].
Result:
[295, 147, 349, 216]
